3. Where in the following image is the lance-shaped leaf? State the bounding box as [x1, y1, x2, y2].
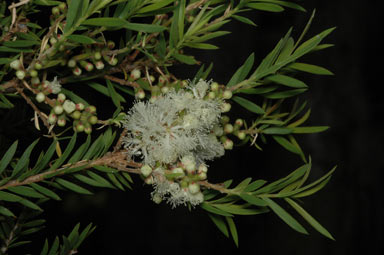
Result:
[227, 53, 255, 87]
[289, 62, 334, 75]
[55, 178, 92, 195]
[0, 140, 18, 175]
[29, 183, 61, 201]
[266, 74, 307, 88]
[262, 197, 308, 234]
[226, 217, 239, 247]
[208, 214, 229, 237]
[11, 139, 39, 179]
[285, 198, 335, 240]
[232, 96, 265, 114]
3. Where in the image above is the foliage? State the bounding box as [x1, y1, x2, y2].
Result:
[0, 0, 335, 253]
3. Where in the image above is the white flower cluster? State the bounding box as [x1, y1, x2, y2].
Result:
[122, 79, 224, 166]
[122, 79, 226, 207]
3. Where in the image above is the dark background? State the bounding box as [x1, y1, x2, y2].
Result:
[2, 0, 382, 254]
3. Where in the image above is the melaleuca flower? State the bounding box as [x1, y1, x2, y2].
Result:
[122, 80, 224, 166]
[48, 76, 62, 94]
[151, 168, 204, 208]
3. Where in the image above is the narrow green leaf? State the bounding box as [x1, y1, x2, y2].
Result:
[106, 80, 121, 108]
[208, 214, 229, 237]
[29, 183, 61, 200]
[32, 140, 57, 173]
[292, 126, 329, 133]
[68, 135, 91, 164]
[0, 58, 11, 65]
[0, 191, 22, 202]
[252, 0, 306, 12]
[172, 52, 197, 65]
[67, 34, 96, 44]
[288, 109, 311, 128]
[232, 15, 257, 26]
[285, 198, 335, 240]
[0, 205, 15, 217]
[107, 173, 125, 190]
[55, 178, 93, 195]
[262, 197, 308, 234]
[236, 86, 278, 95]
[82, 133, 104, 160]
[293, 176, 332, 198]
[243, 180, 267, 192]
[19, 198, 43, 211]
[289, 62, 334, 75]
[226, 217, 239, 247]
[68, 223, 80, 245]
[265, 88, 307, 99]
[240, 193, 267, 206]
[74, 223, 95, 249]
[0, 140, 18, 175]
[7, 186, 47, 199]
[200, 202, 233, 217]
[184, 42, 219, 50]
[213, 204, 268, 215]
[48, 237, 59, 255]
[246, 3, 284, 12]
[11, 139, 39, 178]
[48, 133, 77, 171]
[65, 0, 83, 33]
[227, 53, 255, 87]
[40, 239, 49, 255]
[273, 135, 301, 154]
[3, 40, 40, 48]
[137, 0, 175, 13]
[0, 46, 34, 53]
[232, 96, 265, 114]
[263, 127, 292, 135]
[266, 74, 307, 88]
[82, 18, 166, 32]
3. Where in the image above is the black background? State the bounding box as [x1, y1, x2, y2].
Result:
[1, 0, 383, 254]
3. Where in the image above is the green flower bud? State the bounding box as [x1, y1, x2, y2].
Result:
[88, 115, 98, 125]
[57, 93, 66, 103]
[86, 105, 97, 114]
[221, 102, 231, 113]
[152, 193, 162, 204]
[73, 67, 82, 76]
[107, 40, 115, 49]
[94, 51, 102, 60]
[71, 110, 81, 119]
[198, 171, 207, 180]
[171, 167, 185, 178]
[221, 115, 230, 124]
[140, 164, 153, 177]
[130, 69, 141, 80]
[235, 118, 244, 127]
[198, 164, 208, 173]
[48, 113, 57, 124]
[67, 59, 76, 68]
[10, 60, 21, 70]
[49, 37, 57, 45]
[16, 70, 25, 80]
[34, 62, 43, 70]
[224, 123, 234, 134]
[237, 131, 246, 140]
[95, 60, 104, 70]
[35, 92, 45, 103]
[211, 82, 219, 91]
[29, 69, 38, 78]
[75, 103, 85, 111]
[53, 105, 64, 115]
[109, 58, 118, 66]
[208, 91, 216, 99]
[161, 86, 169, 94]
[63, 100, 76, 114]
[75, 122, 85, 132]
[57, 116, 66, 127]
[51, 6, 60, 15]
[188, 182, 200, 194]
[135, 89, 145, 99]
[223, 139, 233, 150]
[58, 2, 66, 11]
[222, 90, 233, 99]
[31, 76, 40, 85]
[84, 125, 92, 134]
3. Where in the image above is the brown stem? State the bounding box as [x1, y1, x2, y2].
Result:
[104, 75, 139, 88]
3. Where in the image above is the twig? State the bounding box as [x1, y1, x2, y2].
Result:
[104, 75, 139, 88]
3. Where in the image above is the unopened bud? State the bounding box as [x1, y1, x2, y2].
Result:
[34, 62, 43, 70]
[10, 60, 21, 70]
[51, 6, 60, 15]
[224, 123, 234, 134]
[53, 105, 63, 115]
[135, 89, 145, 99]
[208, 91, 216, 99]
[140, 165, 152, 177]
[31, 77, 40, 85]
[94, 51, 102, 60]
[16, 70, 25, 80]
[63, 100, 76, 114]
[109, 58, 118, 66]
[95, 60, 104, 70]
[57, 93, 66, 103]
[73, 67, 82, 76]
[198, 164, 208, 173]
[188, 183, 200, 194]
[29, 69, 38, 78]
[223, 139, 233, 150]
[35, 92, 45, 103]
[75, 103, 85, 111]
[237, 131, 246, 140]
[171, 167, 185, 178]
[57, 116, 66, 127]
[88, 115, 98, 125]
[75, 122, 84, 132]
[152, 193, 162, 204]
[130, 69, 141, 80]
[211, 82, 219, 91]
[84, 125, 92, 134]
[221, 102, 231, 113]
[107, 40, 115, 49]
[223, 90, 233, 99]
[86, 105, 96, 114]
[235, 119, 244, 127]
[48, 113, 57, 124]
[161, 86, 169, 94]
[198, 171, 207, 180]
[67, 59, 76, 68]
[71, 110, 81, 119]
